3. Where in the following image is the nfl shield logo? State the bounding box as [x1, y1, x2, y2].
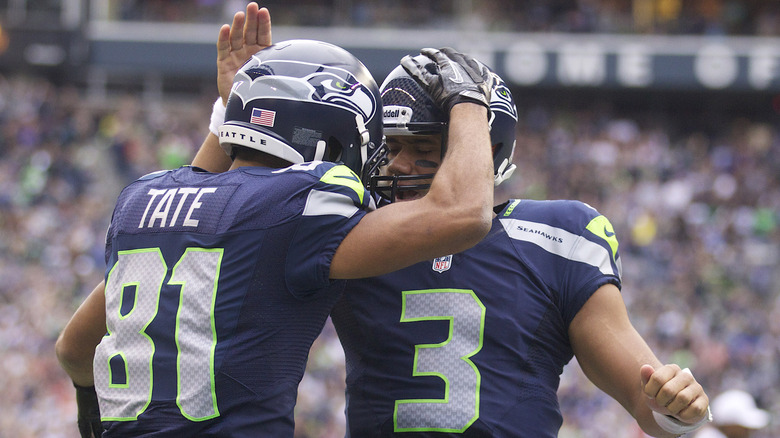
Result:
[432, 255, 452, 273]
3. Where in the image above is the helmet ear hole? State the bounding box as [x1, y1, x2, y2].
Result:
[326, 137, 343, 162]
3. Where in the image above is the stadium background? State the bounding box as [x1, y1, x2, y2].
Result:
[0, 1, 778, 436]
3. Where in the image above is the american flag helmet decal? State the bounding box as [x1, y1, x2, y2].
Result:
[250, 108, 276, 127]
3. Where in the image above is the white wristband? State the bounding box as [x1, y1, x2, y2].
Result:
[652, 368, 713, 436]
[209, 97, 226, 136]
[652, 407, 712, 436]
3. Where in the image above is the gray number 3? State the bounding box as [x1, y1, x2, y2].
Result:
[394, 289, 486, 433]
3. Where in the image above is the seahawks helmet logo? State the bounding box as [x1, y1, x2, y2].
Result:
[232, 57, 378, 123]
[490, 74, 518, 121]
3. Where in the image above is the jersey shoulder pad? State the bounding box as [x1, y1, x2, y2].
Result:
[499, 199, 600, 229]
[285, 161, 370, 208]
[272, 160, 338, 179]
[136, 168, 174, 182]
[499, 199, 621, 280]
[499, 199, 618, 254]
[272, 161, 372, 210]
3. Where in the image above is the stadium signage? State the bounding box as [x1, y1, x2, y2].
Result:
[85, 23, 780, 92]
[493, 40, 780, 91]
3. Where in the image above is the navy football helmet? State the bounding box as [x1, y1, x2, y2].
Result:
[370, 55, 518, 201]
[219, 39, 384, 180]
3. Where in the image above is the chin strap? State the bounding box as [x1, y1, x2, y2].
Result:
[494, 158, 516, 186]
[314, 140, 327, 161]
[356, 114, 370, 173]
[355, 114, 370, 146]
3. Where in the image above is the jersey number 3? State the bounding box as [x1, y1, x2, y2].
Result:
[93, 248, 223, 422]
[394, 289, 486, 433]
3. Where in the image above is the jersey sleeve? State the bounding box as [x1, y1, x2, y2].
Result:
[500, 199, 622, 329]
[285, 163, 375, 297]
[559, 210, 622, 326]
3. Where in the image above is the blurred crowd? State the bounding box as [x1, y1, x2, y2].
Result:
[107, 0, 780, 35]
[0, 74, 777, 437]
[0, 76, 212, 437]
[501, 97, 780, 437]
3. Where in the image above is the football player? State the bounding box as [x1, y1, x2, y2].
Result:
[331, 60, 712, 438]
[55, 36, 496, 437]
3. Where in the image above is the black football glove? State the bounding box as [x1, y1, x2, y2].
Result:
[400, 47, 493, 114]
[74, 383, 103, 437]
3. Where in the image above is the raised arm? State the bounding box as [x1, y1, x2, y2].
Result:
[55, 280, 107, 438]
[330, 48, 495, 279]
[569, 284, 711, 437]
[194, 2, 272, 172]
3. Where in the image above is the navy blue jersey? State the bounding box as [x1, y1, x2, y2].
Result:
[332, 199, 622, 438]
[93, 163, 372, 437]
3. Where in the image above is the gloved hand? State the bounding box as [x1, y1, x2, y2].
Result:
[401, 47, 493, 114]
[74, 383, 103, 437]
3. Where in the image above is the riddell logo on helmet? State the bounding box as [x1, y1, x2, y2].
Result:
[383, 106, 411, 122]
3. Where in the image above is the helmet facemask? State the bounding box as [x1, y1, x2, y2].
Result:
[369, 68, 447, 202]
[367, 130, 447, 202]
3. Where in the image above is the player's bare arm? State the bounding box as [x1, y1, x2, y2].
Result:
[55, 280, 107, 437]
[217, 2, 272, 105]
[331, 103, 493, 278]
[331, 48, 495, 279]
[55, 280, 107, 387]
[194, 2, 271, 172]
[569, 283, 710, 437]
